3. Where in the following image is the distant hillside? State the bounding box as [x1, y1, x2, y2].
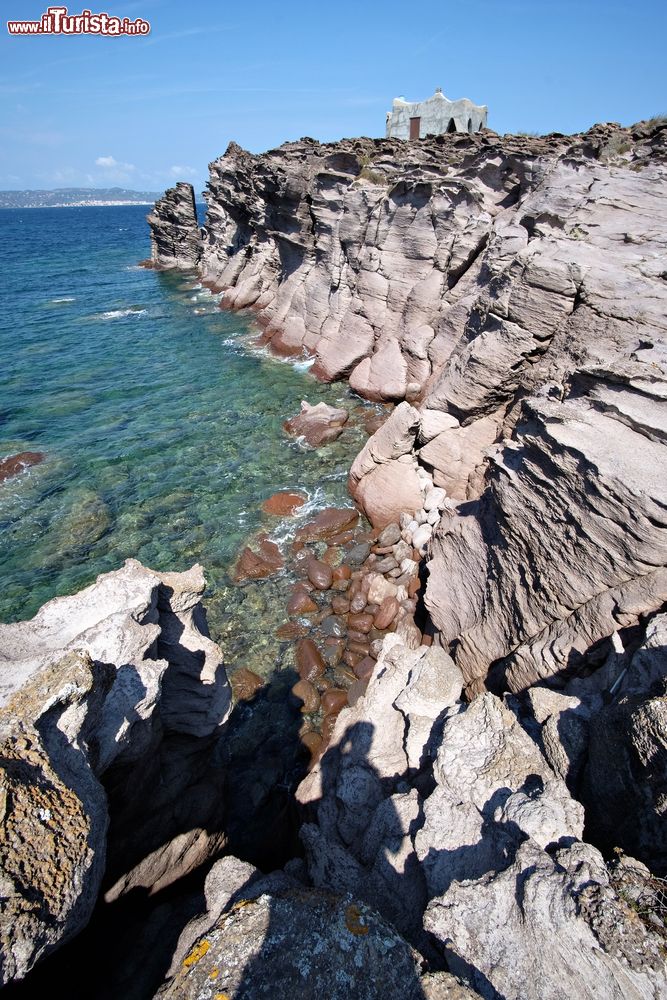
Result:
[0, 187, 162, 209]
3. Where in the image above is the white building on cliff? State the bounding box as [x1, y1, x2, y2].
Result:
[386, 87, 488, 140]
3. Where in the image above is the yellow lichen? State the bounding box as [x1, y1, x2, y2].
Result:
[213, 994, 230, 999]
[182, 939, 210, 968]
[231, 898, 254, 911]
[209, 967, 220, 980]
[344, 903, 369, 936]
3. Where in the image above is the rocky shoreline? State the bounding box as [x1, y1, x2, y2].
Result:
[1, 119, 666, 997]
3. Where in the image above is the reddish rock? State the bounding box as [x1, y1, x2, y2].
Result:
[408, 576, 422, 598]
[301, 730, 323, 766]
[275, 621, 308, 640]
[347, 641, 370, 657]
[291, 679, 321, 714]
[354, 656, 376, 682]
[320, 714, 338, 747]
[230, 667, 264, 702]
[283, 400, 348, 447]
[348, 612, 374, 634]
[321, 688, 348, 717]
[328, 530, 356, 546]
[347, 629, 369, 645]
[322, 546, 341, 567]
[373, 596, 400, 630]
[306, 558, 334, 591]
[331, 596, 350, 615]
[295, 507, 359, 545]
[363, 412, 387, 436]
[261, 490, 307, 515]
[343, 649, 363, 670]
[332, 564, 352, 582]
[421, 632, 433, 647]
[0, 451, 45, 484]
[296, 638, 326, 682]
[349, 591, 367, 614]
[234, 535, 284, 582]
[287, 585, 319, 615]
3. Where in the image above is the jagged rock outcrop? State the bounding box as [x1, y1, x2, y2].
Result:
[296, 633, 667, 999]
[147, 182, 201, 269]
[579, 613, 667, 872]
[0, 560, 231, 985]
[150, 120, 667, 696]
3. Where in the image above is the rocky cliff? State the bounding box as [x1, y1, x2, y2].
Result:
[5, 119, 664, 997]
[149, 120, 667, 700]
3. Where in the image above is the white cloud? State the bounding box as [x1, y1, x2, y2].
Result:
[94, 155, 136, 184]
[169, 165, 197, 178]
[95, 155, 135, 171]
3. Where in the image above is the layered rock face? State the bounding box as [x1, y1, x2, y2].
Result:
[147, 182, 201, 269]
[149, 120, 667, 698]
[0, 560, 231, 985]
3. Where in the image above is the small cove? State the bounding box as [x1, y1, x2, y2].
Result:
[0, 204, 375, 678]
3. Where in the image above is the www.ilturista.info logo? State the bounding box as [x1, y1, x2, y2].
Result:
[7, 6, 150, 35]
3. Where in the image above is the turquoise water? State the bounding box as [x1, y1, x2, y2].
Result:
[0, 205, 371, 674]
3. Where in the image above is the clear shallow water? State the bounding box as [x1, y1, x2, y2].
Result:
[0, 206, 372, 673]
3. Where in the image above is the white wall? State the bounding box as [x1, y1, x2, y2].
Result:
[386, 91, 488, 139]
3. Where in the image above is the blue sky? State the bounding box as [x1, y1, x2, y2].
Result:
[1, 0, 665, 192]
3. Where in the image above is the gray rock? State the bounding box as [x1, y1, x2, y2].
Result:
[156, 888, 426, 1000]
[0, 651, 108, 986]
[147, 182, 201, 269]
[378, 522, 401, 546]
[0, 560, 231, 984]
[425, 839, 666, 1000]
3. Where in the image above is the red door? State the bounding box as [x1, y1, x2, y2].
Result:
[409, 117, 421, 140]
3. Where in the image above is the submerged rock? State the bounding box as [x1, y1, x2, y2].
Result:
[0, 450, 44, 483]
[283, 399, 349, 447]
[261, 490, 307, 515]
[233, 534, 284, 581]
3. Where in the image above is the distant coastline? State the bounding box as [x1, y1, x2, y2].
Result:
[0, 186, 162, 209]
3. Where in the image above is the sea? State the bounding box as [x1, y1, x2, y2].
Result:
[0, 205, 371, 675]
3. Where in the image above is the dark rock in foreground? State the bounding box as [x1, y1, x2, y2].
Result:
[156, 886, 426, 1000]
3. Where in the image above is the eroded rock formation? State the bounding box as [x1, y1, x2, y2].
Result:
[13, 118, 665, 996]
[295, 631, 667, 999]
[148, 120, 667, 697]
[147, 182, 201, 269]
[0, 560, 231, 985]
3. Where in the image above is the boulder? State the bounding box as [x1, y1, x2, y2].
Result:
[261, 490, 307, 515]
[425, 839, 666, 1000]
[233, 535, 284, 581]
[157, 887, 426, 1000]
[283, 400, 348, 447]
